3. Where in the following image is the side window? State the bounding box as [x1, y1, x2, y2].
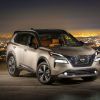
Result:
[29, 35, 38, 48]
[14, 34, 22, 44]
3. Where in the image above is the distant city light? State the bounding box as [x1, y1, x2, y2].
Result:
[0, 33, 12, 39]
[72, 32, 99, 37]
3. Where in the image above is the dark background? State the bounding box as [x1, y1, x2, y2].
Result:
[0, 0, 100, 34]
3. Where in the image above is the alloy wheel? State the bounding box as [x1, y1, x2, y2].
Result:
[8, 56, 16, 75]
[37, 64, 51, 83]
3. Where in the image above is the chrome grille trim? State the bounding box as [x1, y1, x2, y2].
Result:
[66, 54, 95, 67]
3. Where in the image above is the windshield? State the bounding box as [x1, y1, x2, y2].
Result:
[38, 30, 83, 48]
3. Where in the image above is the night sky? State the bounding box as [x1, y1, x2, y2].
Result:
[0, 0, 100, 33]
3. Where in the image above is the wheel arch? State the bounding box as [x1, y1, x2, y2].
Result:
[37, 56, 50, 68]
[7, 51, 15, 61]
[36, 56, 55, 84]
[6, 51, 19, 67]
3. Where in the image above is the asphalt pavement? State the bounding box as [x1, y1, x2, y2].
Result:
[0, 62, 100, 100]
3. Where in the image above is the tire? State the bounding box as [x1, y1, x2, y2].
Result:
[7, 55, 20, 77]
[82, 76, 97, 82]
[36, 62, 55, 85]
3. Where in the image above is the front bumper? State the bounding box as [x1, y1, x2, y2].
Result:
[57, 68, 98, 78]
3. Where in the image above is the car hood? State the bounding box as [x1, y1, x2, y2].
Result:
[50, 46, 95, 56]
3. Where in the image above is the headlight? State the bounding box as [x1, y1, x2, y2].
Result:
[95, 50, 100, 61]
[49, 52, 69, 64]
[95, 57, 100, 62]
[95, 50, 100, 56]
[49, 52, 63, 58]
[55, 59, 68, 64]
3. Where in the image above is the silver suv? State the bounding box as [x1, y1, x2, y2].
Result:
[6, 29, 100, 84]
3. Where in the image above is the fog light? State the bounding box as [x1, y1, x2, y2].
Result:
[94, 70, 98, 74]
[64, 72, 68, 76]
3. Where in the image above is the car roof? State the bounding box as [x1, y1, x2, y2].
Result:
[14, 29, 67, 35]
[34, 29, 65, 33]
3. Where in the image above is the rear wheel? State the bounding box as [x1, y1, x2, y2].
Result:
[36, 62, 55, 84]
[7, 55, 20, 77]
[82, 76, 97, 81]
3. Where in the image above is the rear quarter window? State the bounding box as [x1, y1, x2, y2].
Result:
[14, 33, 30, 45]
[14, 34, 22, 44]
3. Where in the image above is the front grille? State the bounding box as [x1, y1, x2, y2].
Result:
[66, 54, 95, 67]
[66, 69, 96, 76]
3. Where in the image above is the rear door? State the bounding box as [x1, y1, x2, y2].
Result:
[13, 33, 26, 66]
[23, 33, 39, 70]
[13, 32, 36, 66]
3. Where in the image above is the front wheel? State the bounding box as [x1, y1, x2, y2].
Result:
[7, 55, 20, 77]
[36, 62, 55, 85]
[82, 76, 97, 81]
